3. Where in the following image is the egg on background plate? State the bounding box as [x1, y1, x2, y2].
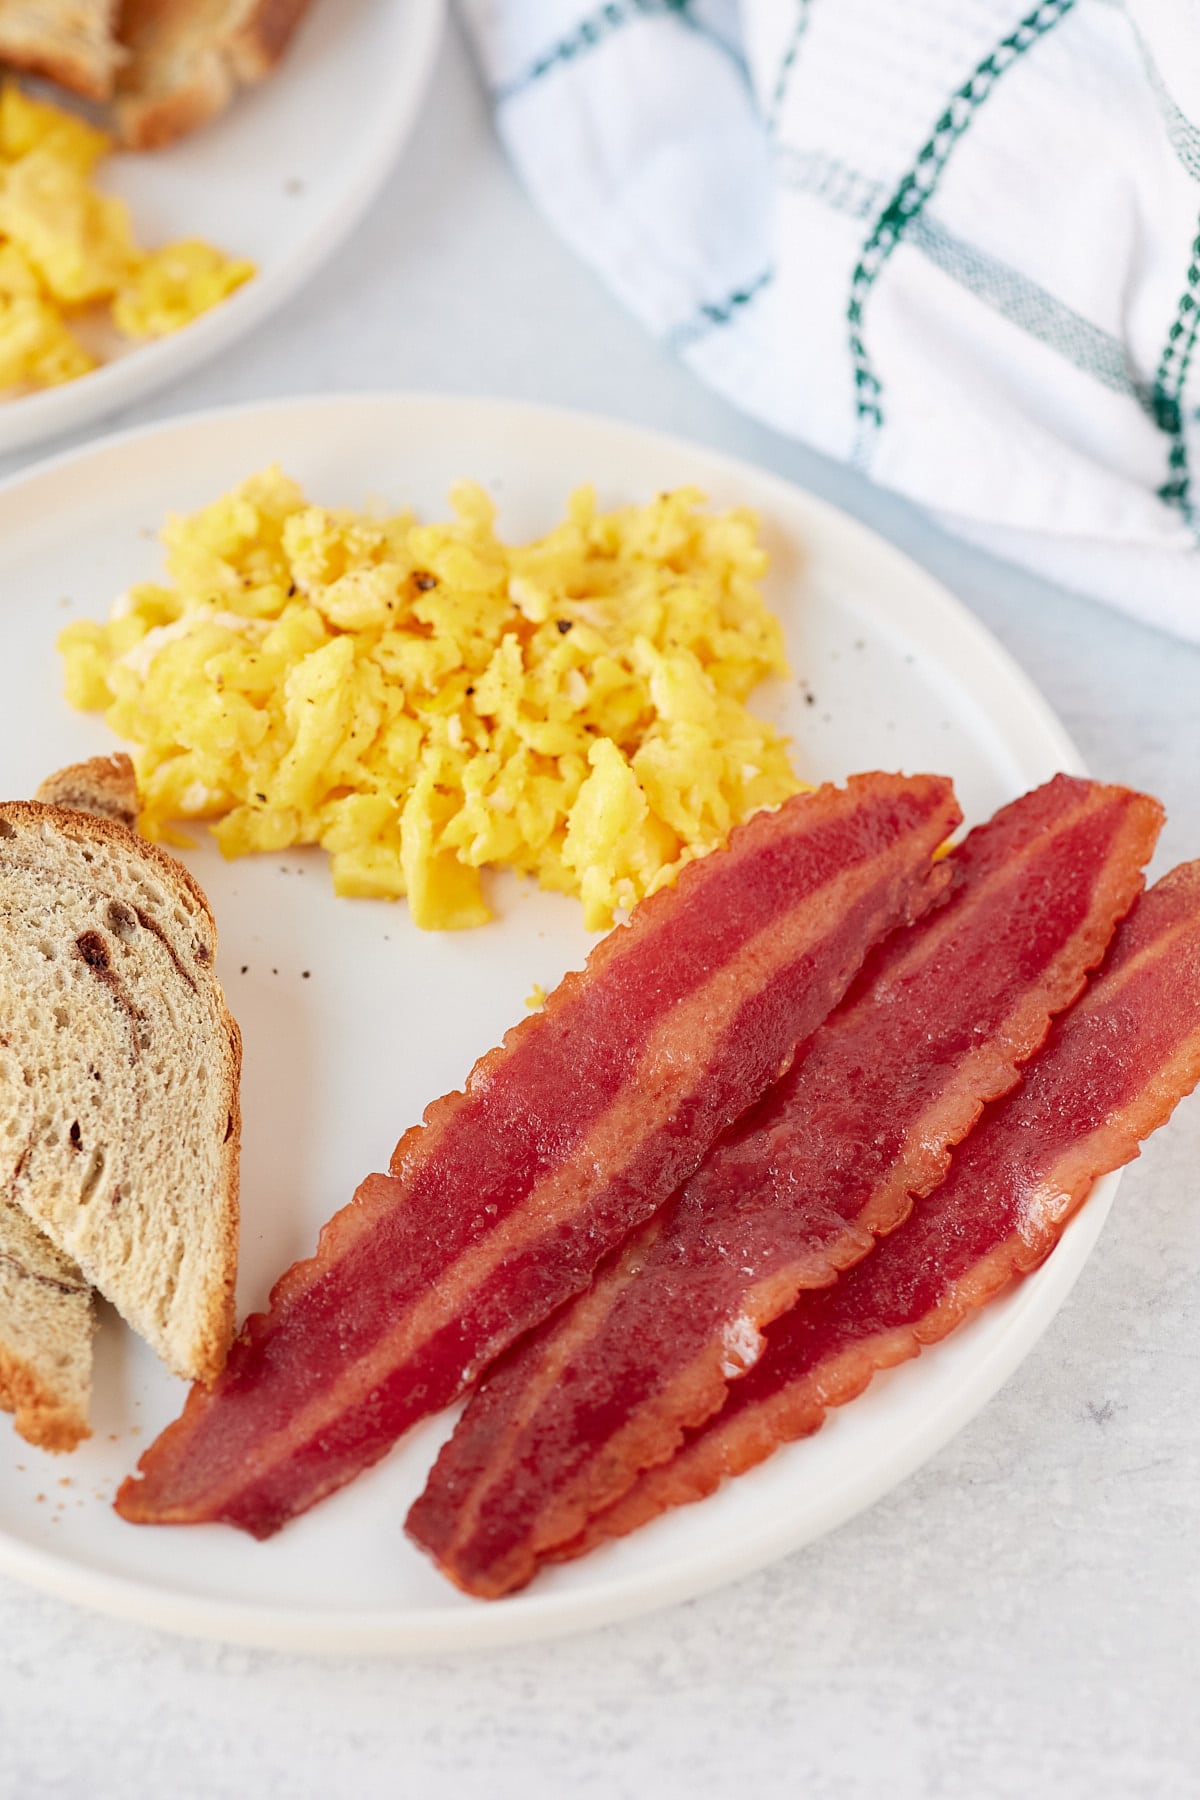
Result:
[0, 83, 253, 396]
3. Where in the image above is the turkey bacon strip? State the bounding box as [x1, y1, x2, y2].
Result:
[406, 776, 1161, 1597]
[116, 772, 958, 1537]
[564, 859, 1200, 1560]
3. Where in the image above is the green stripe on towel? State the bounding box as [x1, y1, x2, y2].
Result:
[1151, 223, 1200, 523]
[776, 148, 1141, 407]
[846, 0, 1077, 465]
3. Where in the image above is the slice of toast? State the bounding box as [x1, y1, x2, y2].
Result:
[0, 0, 124, 102]
[0, 757, 139, 1450]
[0, 759, 137, 1450]
[115, 0, 311, 148]
[34, 751, 140, 829]
[0, 753, 241, 1405]
[0, 1181, 93, 1451]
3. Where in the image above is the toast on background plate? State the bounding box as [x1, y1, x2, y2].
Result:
[0, 753, 242, 1452]
[0, 0, 124, 102]
[115, 0, 312, 147]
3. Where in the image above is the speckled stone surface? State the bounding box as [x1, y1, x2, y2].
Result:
[2, 18, 1198, 1798]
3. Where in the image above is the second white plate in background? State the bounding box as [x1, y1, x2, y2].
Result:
[0, 1, 444, 457]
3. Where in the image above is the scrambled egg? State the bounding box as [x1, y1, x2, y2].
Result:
[59, 469, 804, 930]
[0, 84, 254, 393]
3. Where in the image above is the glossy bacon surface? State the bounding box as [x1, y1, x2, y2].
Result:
[116, 772, 959, 1537]
[405, 777, 1162, 1596]
[568, 860, 1200, 1559]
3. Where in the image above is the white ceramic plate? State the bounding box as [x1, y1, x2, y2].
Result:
[0, 2, 444, 457]
[0, 393, 1111, 1653]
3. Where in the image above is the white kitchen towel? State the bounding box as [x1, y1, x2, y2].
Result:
[461, 0, 1200, 640]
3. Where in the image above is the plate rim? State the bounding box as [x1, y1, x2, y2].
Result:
[0, 0, 446, 459]
[0, 1182, 1114, 1655]
[0, 389, 1110, 1653]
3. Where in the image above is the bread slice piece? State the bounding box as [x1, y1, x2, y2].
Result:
[0, 756, 241, 1388]
[0, 0, 124, 102]
[34, 750, 140, 828]
[114, 0, 311, 148]
[0, 757, 139, 1451]
[0, 1189, 93, 1451]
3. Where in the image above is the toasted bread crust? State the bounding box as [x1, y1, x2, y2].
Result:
[228, 0, 307, 75]
[114, 52, 231, 148]
[0, 1188, 94, 1454]
[115, 0, 311, 148]
[0, 3, 125, 102]
[0, 788, 242, 1387]
[34, 751, 139, 830]
[0, 1340, 90, 1451]
[1, 793, 220, 945]
[0, 40, 117, 100]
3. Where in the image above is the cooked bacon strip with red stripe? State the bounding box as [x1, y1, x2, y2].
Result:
[406, 776, 1161, 1597]
[116, 772, 959, 1537]
[564, 860, 1200, 1560]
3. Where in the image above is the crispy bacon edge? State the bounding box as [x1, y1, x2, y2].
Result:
[405, 777, 1163, 1597]
[115, 772, 960, 1537]
[559, 860, 1200, 1562]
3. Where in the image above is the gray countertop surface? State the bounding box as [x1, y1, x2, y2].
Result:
[2, 16, 1198, 1798]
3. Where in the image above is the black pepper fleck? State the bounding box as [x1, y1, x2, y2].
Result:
[413, 571, 438, 591]
[556, 619, 572, 634]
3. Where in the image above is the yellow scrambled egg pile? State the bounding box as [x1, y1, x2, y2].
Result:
[0, 84, 254, 393]
[59, 469, 803, 930]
